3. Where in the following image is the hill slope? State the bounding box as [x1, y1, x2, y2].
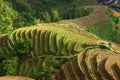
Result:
[63, 5, 108, 28]
[0, 23, 120, 79]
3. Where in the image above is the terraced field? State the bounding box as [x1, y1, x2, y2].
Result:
[61, 49, 120, 80]
[0, 23, 120, 79]
[9, 24, 102, 57]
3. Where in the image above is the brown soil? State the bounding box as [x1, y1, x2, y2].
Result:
[53, 68, 66, 80]
[0, 76, 34, 80]
[105, 55, 120, 80]
[86, 49, 103, 80]
[113, 11, 120, 17]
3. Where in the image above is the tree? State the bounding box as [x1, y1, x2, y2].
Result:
[0, 0, 17, 35]
[0, 57, 19, 75]
[43, 9, 61, 23]
[12, 38, 32, 59]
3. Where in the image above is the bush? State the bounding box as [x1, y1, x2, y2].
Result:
[43, 12, 51, 23]
[106, 8, 119, 24]
[67, 5, 92, 19]
[7, 0, 36, 28]
[0, 0, 17, 35]
[4, 38, 32, 59]
[11, 0, 33, 13]
[13, 12, 35, 28]
[0, 15, 14, 34]
[13, 38, 32, 57]
[43, 9, 61, 23]
[0, 57, 19, 76]
[50, 9, 61, 22]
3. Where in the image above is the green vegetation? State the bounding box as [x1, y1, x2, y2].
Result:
[67, 5, 93, 19]
[87, 21, 119, 43]
[0, 25, 119, 79]
[0, 0, 17, 34]
[11, 38, 32, 59]
[0, 0, 97, 35]
[0, 0, 35, 35]
[11, 0, 35, 28]
[106, 8, 120, 24]
[43, 9, 61, 23]
[0, 26, 101, 79]
[86, 8, 120, 44]
[10, 26, 95, 56]
[0, 57, 19, 76]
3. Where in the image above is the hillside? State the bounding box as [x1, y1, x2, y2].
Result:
[60, 5, 120, 44]
[0, 0, 120, 80]
[60, 48, 120, 80]
[0, 23, 120, 80]
[85, 7, 120, 44]
[65, 6, 109, 27]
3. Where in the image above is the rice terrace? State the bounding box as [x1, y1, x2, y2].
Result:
[0, 0, 120, 80]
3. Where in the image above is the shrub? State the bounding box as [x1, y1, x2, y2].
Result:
[0, 57, 19, 76]
[43, 9, 61, 23]
[11, 38, 32, 59]
[7, 0, 36, 28]
[68, 5, 92, 19]
[106, 8, 119, 24]
[0, 0, 17, 35]
[13, 12, 35, 28]
[14, 0, 32, 13]
[43, 12, 51, 23]
[50, 9, 61, 22]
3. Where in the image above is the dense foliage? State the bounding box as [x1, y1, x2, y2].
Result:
[0, 57, 19, 76]
[0, 0, 96, 33]
[0, 0, 36, 34]
[0, 0, 17, 34]
[0, 38, 32, 76]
